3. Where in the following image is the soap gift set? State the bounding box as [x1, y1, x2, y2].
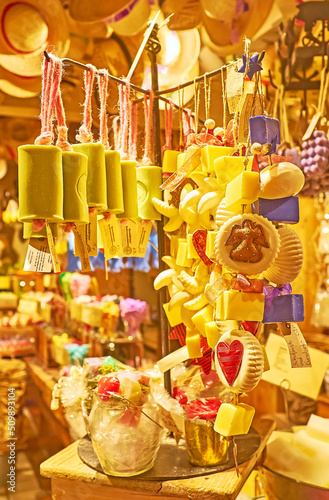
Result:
[18, 53, 163, 271]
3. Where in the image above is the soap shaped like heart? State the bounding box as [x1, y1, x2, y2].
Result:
[216, 340, 243, 386]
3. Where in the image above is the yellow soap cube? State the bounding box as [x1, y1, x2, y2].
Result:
[163, 302, 182, 327]
[214, 403, 255, 436]
[214, 156, 253, 191]
[170, 235, 180, 257]
[225, 171, 260, 212]
[177, 153, 186, 170]
[216, 290, 265, 321]
[192, 305, 214, 336]
[206, 231, 217, 259]
[162, 150, 180, 173]
[187, 234, 199, 259]
[205, 321, 221, 348]
[201, 146, 236, 173]
[186, 333, 202, 358]
[176, 240, 193, 267]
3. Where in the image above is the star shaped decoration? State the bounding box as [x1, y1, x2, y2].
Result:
[238, 53, 263, 80]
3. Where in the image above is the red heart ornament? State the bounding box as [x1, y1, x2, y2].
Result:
[216, 340, 244, 386]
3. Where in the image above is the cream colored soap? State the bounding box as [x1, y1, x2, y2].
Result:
[187, 234, 199, 259]
[225, 171, 260, 212]
[214, 403, 255, 436]
[163, 302, 182, 327]
[192, 305, 214, 336]
[214, 156, 252, 191]
[176, 240, 193, 267]
[162, 150, 180, 173]
[201, 146, 235, 173]
[206, 231, 216, 259]
[205, 321, 221, 348]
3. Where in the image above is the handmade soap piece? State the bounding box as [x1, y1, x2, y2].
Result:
[162, 150, 180, 173]
[214, 403, 255, 437]
[215, 213, 280, 275]
[216, 290, 265, 321]
[263, 293, 304, 323]
[118, 160, 138, 219]
[187, 234, 199, 259]
[104, 151, 124, 214]
[136, 166, 162, 220]
[23, 222, 58, 239]
[206, 231, 216, 259]
[18, 145, 63, 222]
[163, 302, 182, 327]
[214, 156, 253, 193]
[201, 146, 235, 173]
[186, 328, 202, 358]
[260, 162, 305, 199]
[225, 171, 260, 212]
[176, 240, 193, 267]
[249, 115, 281, 154]
[252, 196, 299, 224]
[205, 321, 221, 349]
[62, 151, 89, 223]
[214, 328, 264, 392]
[72, 142, 107, 210]
[191, 305, 214, 336]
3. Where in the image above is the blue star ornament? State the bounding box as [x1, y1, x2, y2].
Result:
[238, 53, 263, 80]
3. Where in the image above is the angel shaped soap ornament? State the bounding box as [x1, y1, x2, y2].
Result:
[215, 213, 280, 275]
[214, 328, 264, 393]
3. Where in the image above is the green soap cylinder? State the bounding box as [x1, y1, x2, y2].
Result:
[63, 151, 89, 223]
[23, 222, 58, 239]
[136, 166, 162, 220]
[18, 145, 63, 222]
[72, 142, 107, 210]
[118, 160, 138, 219]
[105, 151, 124, 214]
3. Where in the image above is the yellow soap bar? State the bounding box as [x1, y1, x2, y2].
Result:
[163, 302, 182, 327]
[216, 290, 265, 321]
[176, 240, 193, 267]
[187, 234, 199, 259]
[192, 305, 214, 336]
[206, 231, 217, 259]
[186, 332, 202, 358]
[163, 150, 180, 173]
[205, 321, 221, 349]
[214, 156, 253, 191]
[201, 146, 235, 173]
[177, 153, 186, 170]
[225, 171, 260, 212]
[170, 235, 180, 257]
[214, 403, 255, 436]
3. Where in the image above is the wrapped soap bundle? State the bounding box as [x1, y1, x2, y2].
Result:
[89, 370, 164, 476]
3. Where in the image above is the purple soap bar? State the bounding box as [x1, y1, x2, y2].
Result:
[263, 294, 304, 323]
[249, 116, 281, 154]
[252, 196, 299, 224]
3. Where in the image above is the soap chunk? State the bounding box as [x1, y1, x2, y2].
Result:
[163, 302, 182, 327]
[162, 150, 180, 173]
[225, 171, 260, 212]
[263, 294, 304, 324]
[206, 231, 217, 259]
[176, 240, 193, 267]
[187, 234, 199, 259]
[205, 321, 221, 348]
[186, 328, 202, 358]
[191, 305, 214, 336]
[136, 166, 162, 220]
[214, 156, 253, 192]
[170, 235, 180, 257]
[62, 151, 89, 223]
[118, 160, 138, 219]
[249, 115, 281, 155]
[214, 403, 255, 436]
[216, 290, 265, 321]
[306, 414, 329, 444]
[252, 196, 299, 224]
[105, 151, 124, 214]
[201, 145, 235, 173]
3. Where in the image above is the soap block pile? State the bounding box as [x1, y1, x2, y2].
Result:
[265, 415, 329, 488]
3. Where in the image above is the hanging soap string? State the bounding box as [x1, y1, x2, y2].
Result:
[162, 99, 173, 152]
[178, 88, 184, 151]
[204, 74, 211, 125]
[118, 81, 130, 159]
[142, 91, 154, 165]
[129, 100, 138, 162]
[233, 38, 251, 150]
[183, 108, 192, 149]
[35, 54, 61, 146]
[194, 78, 200, 135]
[113, 116, 121, 151]
[97, 70, 110, 150]
[54, 61, 72, 152]
[221, 68, 227, 140]
[76, 64, 96, 144]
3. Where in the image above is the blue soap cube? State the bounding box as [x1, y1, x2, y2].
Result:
[263, 294, 304, 323]
[252, 196, 299, 224]
[249, 116, 281, 154]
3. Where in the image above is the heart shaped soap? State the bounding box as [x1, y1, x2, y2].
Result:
[216, 340, 243, 386]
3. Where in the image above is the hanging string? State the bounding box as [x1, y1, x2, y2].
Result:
[183, 108, 192, 149]
[97, 70, 110, 150]
[76, 64, 96, 144]
[233, 37, 251, 149]
[162, 99, 173, 152]
[54, 60, 72, 152]
[178, 89, 184, 150]
[142, 91, 154, 165]
[129, 101, 138, 162]
[204, 74, 211, 124]
[194, 78, 200, 135]
[190, 112, 196, 134]
[118, 81, 130, 159]
[113, 116, 121, 151]
[221, 68, 227, 138]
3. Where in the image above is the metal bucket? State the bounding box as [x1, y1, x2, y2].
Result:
[259, 465, 329, 500]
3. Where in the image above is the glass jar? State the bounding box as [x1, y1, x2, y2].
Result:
[184, 417, 229, 466]
[89, 393, 164, 476]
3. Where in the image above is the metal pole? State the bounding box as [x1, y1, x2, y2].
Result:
[146, 24, 171, 394]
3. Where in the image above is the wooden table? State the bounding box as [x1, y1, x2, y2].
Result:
[40, 418, 275, 500]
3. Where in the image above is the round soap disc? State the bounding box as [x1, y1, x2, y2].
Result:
[214, 329, 264, 393]
[215, 213, 280, 275]
[260, 162, 305, 199]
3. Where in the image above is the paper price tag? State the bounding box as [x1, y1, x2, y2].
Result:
[157, 404, 183, 444]
[98, 215, 121, 259]
[278, 322, 312, 368]
[46, 223, 61, 273]
[72, 224, 91, 273]
[157, 345, 189, 373]
[86, 212, 98, 256]
[119, 219, 138, 257]
[24, 238, 53, 273]
[135, 220, 152, 257]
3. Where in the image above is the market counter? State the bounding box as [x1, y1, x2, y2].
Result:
[40, 418, 275, 500]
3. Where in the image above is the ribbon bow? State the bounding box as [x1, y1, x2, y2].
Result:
[263, 283, 292, 313]
[205, 273, 264, 304]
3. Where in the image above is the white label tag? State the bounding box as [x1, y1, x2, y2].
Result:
[279, 322, 312, 368]
[157, 346, 189, 373]
[23, 238, 53, 273]
[46, 223, 61, 273]
[135, 220, 152, 257]
[119, 219, 138, 257]
[98, 215, 121, 259]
